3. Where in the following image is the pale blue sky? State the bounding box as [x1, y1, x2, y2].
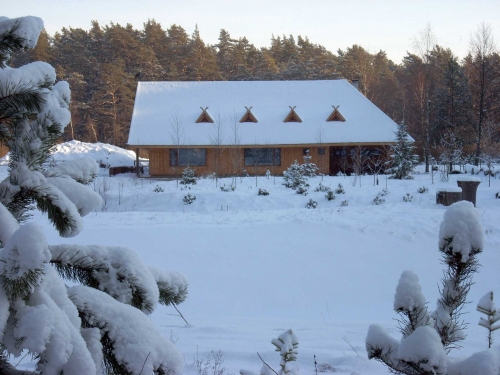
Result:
[8, 0, 500, 62]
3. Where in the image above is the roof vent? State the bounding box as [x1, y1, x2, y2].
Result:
[283, 106, 303, 123]
[239, 106, 258, 123]
[195, 107, 214, 123]
[326, 105, 346, 122]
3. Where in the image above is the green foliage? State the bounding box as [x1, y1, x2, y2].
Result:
[154, 184, 164, 192]
[258, 188, 269, 196]
[403, 193, 413, 202]
[389, 122, 418, 180]
[180, 166, 197, 185]
[305, 199, 318, 209]
[417, 186, 429, 193]
[183, 193, 196, 204]
[325, 190, 335, 201]
[373, 194, 385, 205]
[334, 183, 345, 194]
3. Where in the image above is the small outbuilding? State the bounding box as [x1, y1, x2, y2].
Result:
[127, 79, 401, 177]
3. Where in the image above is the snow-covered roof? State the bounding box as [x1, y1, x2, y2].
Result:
[128, 80, 400, 147]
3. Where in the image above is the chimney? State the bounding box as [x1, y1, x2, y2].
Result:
[351, 79, 359, 91]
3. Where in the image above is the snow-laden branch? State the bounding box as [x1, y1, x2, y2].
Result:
[148, 265, 189, 306]
[50, 244, 161, 314]
[69, 285, 184, 375]
[48, 157, 99, 185]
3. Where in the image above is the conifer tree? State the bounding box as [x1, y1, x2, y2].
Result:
[283, 160, 308, 192]
[301, 149, 319, 177]
[0, 16, 187, 374]
[389, 122, 418, 179]
[366, 201, 493, 375]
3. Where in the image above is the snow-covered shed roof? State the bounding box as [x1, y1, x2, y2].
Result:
[127, 80, 399, 147]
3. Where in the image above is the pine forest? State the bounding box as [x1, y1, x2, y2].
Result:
[10, 20, 500, 168]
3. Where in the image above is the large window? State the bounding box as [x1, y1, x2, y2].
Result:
[170, 148, 206, 166]
[244, 148, 281, 166]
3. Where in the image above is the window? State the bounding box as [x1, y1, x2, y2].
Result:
[170, 148, 206, 166]
[318, 148, 326, 155]
[244, 148, 281, 166]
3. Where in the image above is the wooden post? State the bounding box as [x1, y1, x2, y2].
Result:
[136, 148, 140, 177]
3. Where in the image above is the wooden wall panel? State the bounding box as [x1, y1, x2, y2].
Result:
[148, 146, 330, 177]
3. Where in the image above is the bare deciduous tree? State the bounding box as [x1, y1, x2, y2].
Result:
[170, 111, 185, 187]
[210, 112, 226, 187]
[467, 22, 497, 165]
[412, 24, 438, 173]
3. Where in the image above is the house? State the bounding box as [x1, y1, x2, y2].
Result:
[127, 79, 400, 177]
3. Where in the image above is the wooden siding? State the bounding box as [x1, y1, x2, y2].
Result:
[148, 146, 330, 177]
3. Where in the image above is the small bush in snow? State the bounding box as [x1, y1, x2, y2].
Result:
[242, 169, 250, 177]
[220, 184, 235, 192]
[242, 329, 299, 375]
[403, 193, 413, 202]
[417, 186, 429, 194]
[317, 363, 336, 373]
[335, 183, 345, 194]
[154, 184, 164, 193]
[306, 199, 318, 209]
[325, 190, 335, 201]
[296, 185, 308, 196]
[314, 182, 330, 192]
[183, 193, 196, 205]
[373, 194, 385, 205]
[195, 350, 228, 375]
[379, 188, 389, 196]
[341, 200, 349, 206]
[258, 188, 269, 196]
[180, 166, 197, 185]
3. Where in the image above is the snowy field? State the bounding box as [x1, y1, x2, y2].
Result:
[2, 142, 500, 375]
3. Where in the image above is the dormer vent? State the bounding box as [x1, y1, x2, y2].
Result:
[239, 106, 258, 123]
[283, 106, 302, 123]
[195, 107, 214, 123]
[326, 105, 346, 122]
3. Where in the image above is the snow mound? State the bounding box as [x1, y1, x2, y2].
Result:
[50, 140, 137, 168]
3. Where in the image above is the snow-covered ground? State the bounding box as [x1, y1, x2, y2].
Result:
[2, 142, 500, 374]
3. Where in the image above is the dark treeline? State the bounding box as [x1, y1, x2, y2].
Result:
[10, 20, 500, 168]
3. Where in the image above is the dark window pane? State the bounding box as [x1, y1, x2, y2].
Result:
[244, 148, 281, 166]
[275, 148, 281, 166]
[178, 148, 206, 166]
[170, 149, 178, 166]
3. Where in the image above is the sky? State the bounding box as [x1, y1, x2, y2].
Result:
[7, 0, 500, 63]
